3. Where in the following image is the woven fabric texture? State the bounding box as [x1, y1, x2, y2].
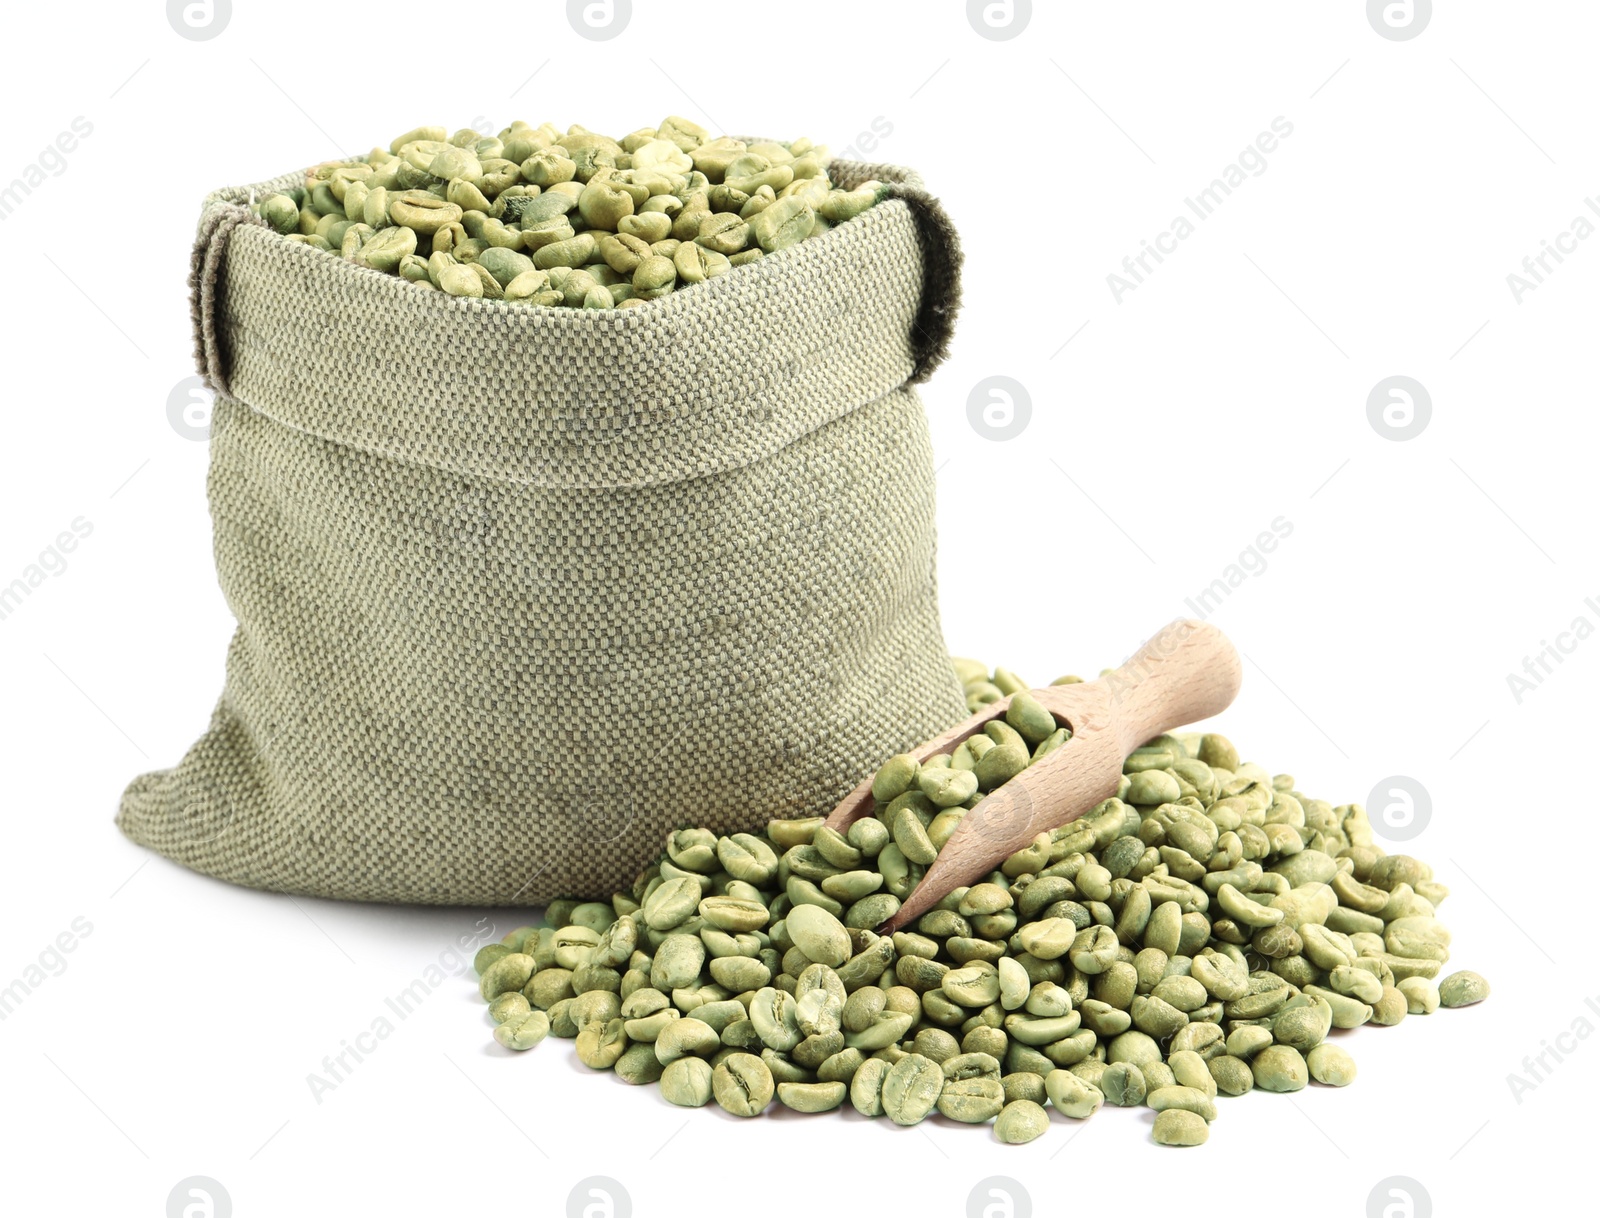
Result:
[118, 159, 967, 905]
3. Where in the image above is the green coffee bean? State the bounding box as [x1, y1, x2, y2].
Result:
[1370, 985, 1409, 1026]
[763, 818, 818, 850]
[881, 1053, 943, 1125]
[1145, 901, 1183, 955]
[706, 956, 770, 991]
[1016, 918, 1075, 960]
[994, 956, 1031, 1011]
[621, 988, 671, 1019]
[1217, 882, 1284, 928]
[821, 870, 882, 903]
[389, 192, 462, 235]
[794, 964, 846, 1036]
[994, 1099, 1051, 1144]
[890, 805, 940, 866]
[1148, 1085, 1217, 1122]
[488, 992, 532, 1025]
[660, 1057, 715, 1107]
[1104, 1031, 1159, 1068]
[777, 1080, 847, 1112]
[493, 1009, 550, 1051]
[538, 996, 573, 1035]
[576, 1017, 629, 1069]
[1003, 690, 1056, 745]
[654, 1017, 719, 1064]
[1306, 1043, 1356, 1086]
[924, 991, 967, 1029]
[1152, 975, 1208, 1013]
[975, 741, 1030, 792]
[548, 925, 599, 971]
[1167, 1050, 1217, 1097]
[1251, 1045, 1308, 1093]
[1024, 982, 1074, 1020]
[997, 1072, 1044, 1106]
[938, 1076, 1006, 1123]
[1126, 771, 1182, 805]
[1099, 1062, 1146, 1107]
[673, 241, 730, 284]
[1152, 1108, 1209, 1147]
[749, 987, 802, 1052]
[786, 904, 851, 967]
[841, 986, 886, 1032]
[761, 1049, 810, 1084]
[526, 926, 561, 968]
[643, 877, 701, 930]
[850, 1056, 889, 1116]
[1004, 1013, 1082, 1046]
[698, 896, 770, 934]
[837, 935, 896, 990]
[983, 667, 1023, 696]
[807, 827, 859, 873]
[1070, 925, 1120, 974]
[715, 833, 778, 884]
[1043, 1068, 1103, 1118]
[615, 1042, 666, 1086]
[943, 963, 1001, 1008]
[1272, 997, 1333, 1053]
[790, 1029, 841, 1070]
[624, 1005, 679, 1042]
[919, 766, 979, 809]
[1438, 970, 1490, 1007]
[868, 755, 917, 803]
[845, 1010, 914, 1051]
[1063, 1061, 1105, 1092]
[712, 1052, 774, 1116]
[690, 1001, 745, 1035]
[480, 953, 534, 1001]
[940, 1052, 1000, 1084]
[818, 1048, 865, 1083]
[650, 934, 705, 990]
[474, 943, 514, 975]
[1207, 1055, 1254, 1096]
[1397, 976, 1440, 1014]
[1140, 1062, 1176, 1094]
[569, 991, 621, 1030]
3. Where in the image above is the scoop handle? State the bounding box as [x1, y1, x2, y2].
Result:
[1068, 618, 1243, 754]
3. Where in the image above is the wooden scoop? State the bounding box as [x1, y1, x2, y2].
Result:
[823, 619, 1243, 933]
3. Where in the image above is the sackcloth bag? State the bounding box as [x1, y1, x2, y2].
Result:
[117, 155, 967, 905]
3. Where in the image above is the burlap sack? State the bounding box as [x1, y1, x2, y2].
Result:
[118, 158, 965, 905]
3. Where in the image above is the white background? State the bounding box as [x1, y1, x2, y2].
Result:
[0, 2, 1588, 1215]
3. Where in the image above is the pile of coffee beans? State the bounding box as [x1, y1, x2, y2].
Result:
[252, 118, 886, 306]
[472, 661, 1487, 1145]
